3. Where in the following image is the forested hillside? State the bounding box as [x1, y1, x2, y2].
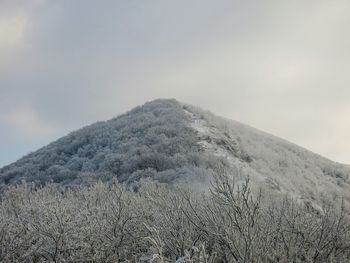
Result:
[1, 99, 350, 207]
[0, 99, 221, 190]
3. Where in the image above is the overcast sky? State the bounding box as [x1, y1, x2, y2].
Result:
[0, 0, 349, 167]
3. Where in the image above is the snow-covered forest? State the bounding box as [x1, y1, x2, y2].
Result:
[1, 99, 349, 209]
[1, 99, 350, 262]
[1, 170, 349, 262]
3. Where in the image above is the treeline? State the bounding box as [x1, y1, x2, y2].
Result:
[1, 173, 349, 262]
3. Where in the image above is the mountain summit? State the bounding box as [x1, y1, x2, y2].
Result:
[1, 99, 349, 206]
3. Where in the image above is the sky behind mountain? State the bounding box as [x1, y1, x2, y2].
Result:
[0, 0, 349, 166]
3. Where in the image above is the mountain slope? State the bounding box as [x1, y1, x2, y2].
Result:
[1, 99, 350, 206]
[186, 104, 350, 205]
[0, 99, 210, 188]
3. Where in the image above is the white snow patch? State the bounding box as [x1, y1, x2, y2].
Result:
[184, 108, 264, 185]
[184, 109, 233, 160]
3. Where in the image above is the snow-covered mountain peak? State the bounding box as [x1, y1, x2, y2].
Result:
[1, 99, 349, 208]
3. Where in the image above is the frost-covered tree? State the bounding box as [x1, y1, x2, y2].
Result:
[0, 170, 349, 262]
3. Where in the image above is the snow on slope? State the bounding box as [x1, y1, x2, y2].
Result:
[184, 109, 235, 161]
[183, 104, 350, 207]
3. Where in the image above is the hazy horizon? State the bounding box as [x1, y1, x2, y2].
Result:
[1, 0, 350, 166]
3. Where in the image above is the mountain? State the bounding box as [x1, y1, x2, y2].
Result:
[1, 99, 350, 206]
